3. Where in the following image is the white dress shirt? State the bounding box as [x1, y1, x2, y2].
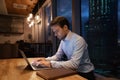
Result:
[46, 31, 94, 73]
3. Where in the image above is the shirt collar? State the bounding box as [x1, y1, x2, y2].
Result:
[63, 30, 72, 41]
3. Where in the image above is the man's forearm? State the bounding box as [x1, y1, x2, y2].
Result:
[50, 59, 79, 70]
[46, 55, 58, 61]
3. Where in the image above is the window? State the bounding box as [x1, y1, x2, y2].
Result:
[81, 0, 89, 39]
[57, 0, 72, 30]
[118, 0, 120, 44]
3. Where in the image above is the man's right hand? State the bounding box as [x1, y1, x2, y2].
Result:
[32, 57, 46, 66]
[37, 57, 46, 61]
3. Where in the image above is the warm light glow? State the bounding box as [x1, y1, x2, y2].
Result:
[27, 17, 30, 22]
[31, 20, 34, 26]
[27, 13, 33, 22]
[27, 13, 34, 27]
[27, 13, 41, 27]
[29, 13, 33, 19]
[47, 22, 49, 26]
[29, 20, 34, 28]
[35, 15, 40, 21]
[29, 23, 32, 28]
[35, 14, 41, 23]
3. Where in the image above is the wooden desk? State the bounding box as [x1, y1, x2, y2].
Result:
[0, 58, 87, 80]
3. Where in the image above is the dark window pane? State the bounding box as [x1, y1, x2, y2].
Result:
[81, 0, 89, 39]
[118, 0, 120, 44]
[57, 0, 72, 30]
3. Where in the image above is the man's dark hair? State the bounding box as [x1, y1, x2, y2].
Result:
[50, 16, 70, 29]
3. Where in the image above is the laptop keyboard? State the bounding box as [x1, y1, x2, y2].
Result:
[32, 63, 45, 68]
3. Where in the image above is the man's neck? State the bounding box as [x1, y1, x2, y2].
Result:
[63, 30, 70, 40]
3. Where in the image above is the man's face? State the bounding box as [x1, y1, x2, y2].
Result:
[51, 25, 68, 40]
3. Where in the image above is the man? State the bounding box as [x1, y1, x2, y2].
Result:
[33, 16, 95, 80]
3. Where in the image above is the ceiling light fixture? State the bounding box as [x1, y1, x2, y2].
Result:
[27, 1, 41, 27]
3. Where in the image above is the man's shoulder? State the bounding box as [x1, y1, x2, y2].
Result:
[71, 32, 84, 40]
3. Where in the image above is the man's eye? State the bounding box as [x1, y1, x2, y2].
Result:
[55, 31, 58, 33]
[53, 31, 57, 34]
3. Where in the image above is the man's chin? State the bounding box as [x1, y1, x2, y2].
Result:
[58, 37, 65, 40]
[57, 37, 62, 40]
[58, 38, 61, 40]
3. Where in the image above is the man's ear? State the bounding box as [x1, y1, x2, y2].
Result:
[63, 25, 68, 30]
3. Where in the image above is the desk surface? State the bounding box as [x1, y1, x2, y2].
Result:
[0, 58, 87, 80]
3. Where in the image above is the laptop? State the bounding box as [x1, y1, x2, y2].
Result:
[19, 49, 49, 70]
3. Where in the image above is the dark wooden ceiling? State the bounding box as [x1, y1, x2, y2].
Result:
[1, 0, 45, 16]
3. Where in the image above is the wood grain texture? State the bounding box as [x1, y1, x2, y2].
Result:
[5, 0, 38, 15]
[0, 58, 87, 80]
